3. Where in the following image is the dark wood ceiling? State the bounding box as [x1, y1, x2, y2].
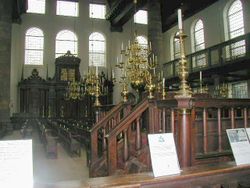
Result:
[12, 0, 219, 31]
[106, 0, 219, 32]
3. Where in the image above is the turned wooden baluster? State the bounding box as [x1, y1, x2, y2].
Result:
[171, 108, 175, 133]
[162, 108, 166, 133]
[244, 108, 248, 128]
[203, 108, 208, 154]
[218, 108, 222, 152]
[136, 116, 141, 151]
[231, 107, 235, 129]
[102, 126, 107, 151]
[123, 128, 129, 162]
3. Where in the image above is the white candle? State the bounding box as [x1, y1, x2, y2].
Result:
[163, 78, 165, 88]
[200, 71, 202, 83]
[149, 41, 152, 50]
[121, 42, 124, 50]
[112, 69, 114, 79]
[117, 57, 119, 64]
[178, 9, 183, 30]
[96, 66, 98, 75]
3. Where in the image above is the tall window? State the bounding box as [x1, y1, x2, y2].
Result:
[134, 10, 148, 24]
[56, 0, 79, 17]
[55, 30, 78, 58]
[25, 27, 44, 65]
[27, 0, 45, 14]
[89, 32, 106, 67]
[89, 4, 106, 19]
[193, 19, 206, 68]
[136, 36, 148, 48]
[173, 32, 180, 59]
[232, 82, 248, 98]
[227, 0, 245, 57]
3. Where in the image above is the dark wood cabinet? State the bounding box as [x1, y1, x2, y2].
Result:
[18, 52, 113, 120]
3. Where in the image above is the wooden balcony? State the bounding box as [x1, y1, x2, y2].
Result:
[163, 33, 250, 87]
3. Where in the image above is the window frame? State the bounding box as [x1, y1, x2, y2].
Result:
[89, 32, 106, 67]
[89, 3, 106, 19]
[56, 0, 79, 17]
[27, 0, 46, 14]
[24, 27, 44, 65]
[134, 10, 148, 25]
[55, 30, 78, 58]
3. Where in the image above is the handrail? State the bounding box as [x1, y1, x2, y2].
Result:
[106, 98, 149, 139]
[90, 102, 125, 133]
[193, 98, 250, 108]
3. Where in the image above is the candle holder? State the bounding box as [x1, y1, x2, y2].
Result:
[175, 29, 192, 98]
[120, 76, 129, 102]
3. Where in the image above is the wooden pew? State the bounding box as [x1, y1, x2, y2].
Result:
[59, 127, 81, 157]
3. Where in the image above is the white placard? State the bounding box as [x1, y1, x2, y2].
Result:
[0, 140, 33, 188]
[226, 128, 250, 165]
[148, 133, 180, 177]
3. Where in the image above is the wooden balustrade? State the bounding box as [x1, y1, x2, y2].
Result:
[89, 95, 250, 177]
[89, 102, 132, 177]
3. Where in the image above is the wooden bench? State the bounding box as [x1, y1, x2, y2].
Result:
[59, 127, 81, 157]
[44, 129, 58, 158]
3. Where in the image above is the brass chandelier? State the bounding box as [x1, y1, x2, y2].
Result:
[116, 33, 159, 101]
[65, 66, 102, 106]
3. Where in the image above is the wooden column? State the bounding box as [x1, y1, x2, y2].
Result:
[171, 109, 175, 133]
[203, 108, 208, 154]
[136, 117, 141, 150]
[244, 108, 248, 128]
[231, 107, 235, 129]
[107, 136, 117, 175]
[162, 108, 166, 133]
[102, 126, 107, 151]
[176, 98, 193, 168]
[218, 108, 222, 152]
[123, 129, 129, 162]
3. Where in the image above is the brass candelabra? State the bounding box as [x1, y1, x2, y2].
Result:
[65, 80, 84, 100]
[85, 66, 102, 107]
[175, 29, 192, 98]
[214, 83, 228, 98]
[116, 33, 159, 99]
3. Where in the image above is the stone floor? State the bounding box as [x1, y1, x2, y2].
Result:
[2, 129, 90, 187]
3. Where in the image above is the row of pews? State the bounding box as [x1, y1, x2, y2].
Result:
[37, 118, 92, 159]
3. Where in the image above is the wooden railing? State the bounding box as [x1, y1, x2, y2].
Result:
[191, 97, 250, 165]
[91, 95, 250, 177]
[89, 101, 132, 176]
[163, 33, 250, 79]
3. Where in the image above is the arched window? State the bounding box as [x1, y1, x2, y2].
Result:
[192, 19, 206, 68]
[136, 35, 148, 48]
[227, 0, 245, 57]
[55, 30, 78, 58]
[27, 0, 45, 14]
[89, 32, 106, 67]
[25, 27, 44, 65]
[194, 19, 205, 52]
[173, 32, 180, 59]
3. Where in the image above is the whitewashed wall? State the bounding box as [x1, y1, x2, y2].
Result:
[10, 0, 147, 114]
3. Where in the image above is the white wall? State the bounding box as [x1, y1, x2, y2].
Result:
[10, 0, 147, 113]
[163, 0, 250, 62]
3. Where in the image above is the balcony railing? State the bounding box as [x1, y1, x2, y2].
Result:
[163, 33, 250, 78]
